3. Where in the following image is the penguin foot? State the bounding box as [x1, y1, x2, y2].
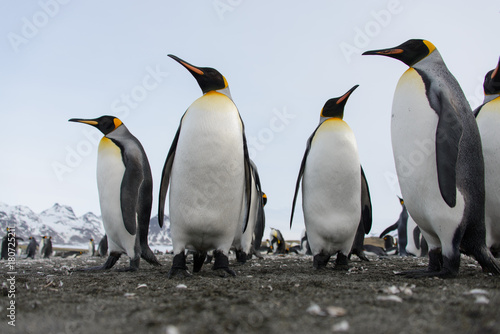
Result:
[333, 252, 349, 270]
[116, 266, 139, 272]
[141, 247, 161, 266]
[168, 252, 191, 278]
[313, 253, 331, 270]
[167, 267, 193, 279]
[235, 250, 247, 264]
[213, 268, 236, 277]
[212, 250, 236, 277]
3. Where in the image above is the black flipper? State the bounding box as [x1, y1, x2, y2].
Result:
[415, 69, 463, 208]
[158, 118, 183, 228]
[379, 222, 399, 238]
[413, 226, 421, 250]
[290, 127, 320, 228]
[434, 98, 462, 208]
[115, 139, 141, 236]
[240, 119, 252, 233]
[360, 166, 372, 234]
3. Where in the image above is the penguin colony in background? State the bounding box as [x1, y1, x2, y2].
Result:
[65, 39, 500, 279]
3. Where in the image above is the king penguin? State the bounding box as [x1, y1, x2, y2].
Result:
[26, 236, 37, 259]
[158, 55, 252, 278]
[474, 57, 500, 257]
[69, 116, 160, 271]
[349, 167, 373, 262]
[290, 85, 363, 270]
[232, 160, 263, 263]
[363, 39, 500, 277]
[379, 197, 409, 256]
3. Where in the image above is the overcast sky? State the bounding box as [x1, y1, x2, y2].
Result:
[1, 1, 499, 240]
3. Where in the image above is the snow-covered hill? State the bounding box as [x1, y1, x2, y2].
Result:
[0, 202, 171, 248]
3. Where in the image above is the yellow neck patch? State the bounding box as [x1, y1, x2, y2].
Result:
[113, 118, 123, 129]
[423, 40, 436, 54]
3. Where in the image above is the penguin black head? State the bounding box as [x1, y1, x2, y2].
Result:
[398, 196, 404, 206]
[168, 54, 229, 95]
[362, 39, 436, 67]
[484, 57, 500, 95]
[262, 193, 268, 206]
[320, 85, 359, 120]
[68, 116, 123, 135]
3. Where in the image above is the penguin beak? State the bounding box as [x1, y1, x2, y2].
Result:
[168, 54, 204, 76]
[362, 48, 404, 57]
[336, 85, 359, 105]
[68, 118, 99, 126]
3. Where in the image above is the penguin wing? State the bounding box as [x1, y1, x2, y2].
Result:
[417, 69, 464, 208]
[413, 226, 421, 250]
[290, 127, 319, 227]
[379, 222, 399, 238]
[241, 122, 253, 233]
[473, 104, 484, 118]
[158, 120, 182, 228]
[360, 166, 372, 234]
[120, 154, 145, 235]
[434, 91, 463, 208]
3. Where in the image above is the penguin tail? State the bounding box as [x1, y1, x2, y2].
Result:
[475, 247, 500, 275]
[141, 246, 161, 266]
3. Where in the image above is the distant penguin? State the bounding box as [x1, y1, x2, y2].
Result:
[379, 197, 409, 256]
[158, 55, 252, 278]
[383, 235, 397, 255]
[97, 235, 108, 257]
[474, 57, 500, 258]
[1, 228, 23, 260]
[363, 244, 388, 257]
[26, 236, 38, 259]
[349, 168, 373, 261]
[252, 193, 267, 258]
[89, 238, 95, 256]
[364, 39, 500, 277]
[233, 161, 264, 263]
[269, 228, 286, 254]
[69, 116, 160, 271]
[406, 215, 429, 257]
[42, 236, 53, 259]
[300, 229, 312, 255]
[39, 235, 46, 257]
[290, 85, 362, 270]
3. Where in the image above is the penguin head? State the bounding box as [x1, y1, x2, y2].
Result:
[168, 54, 231, 97]
[484, 57, 500, 95]
[262, 193, 268, 206]
[362, 39, 436, 67]
[320, 85, 359, 122]
[69, 116, 123, 135]
[398, 196, 404, 206]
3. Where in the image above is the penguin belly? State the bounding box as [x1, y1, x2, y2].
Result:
[476, 97, 500, 251]
[302, 119, 361, 256]
[169, 92, 245, 254]
[97, 137, 137, 257]
[391, 68, 465, 254]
